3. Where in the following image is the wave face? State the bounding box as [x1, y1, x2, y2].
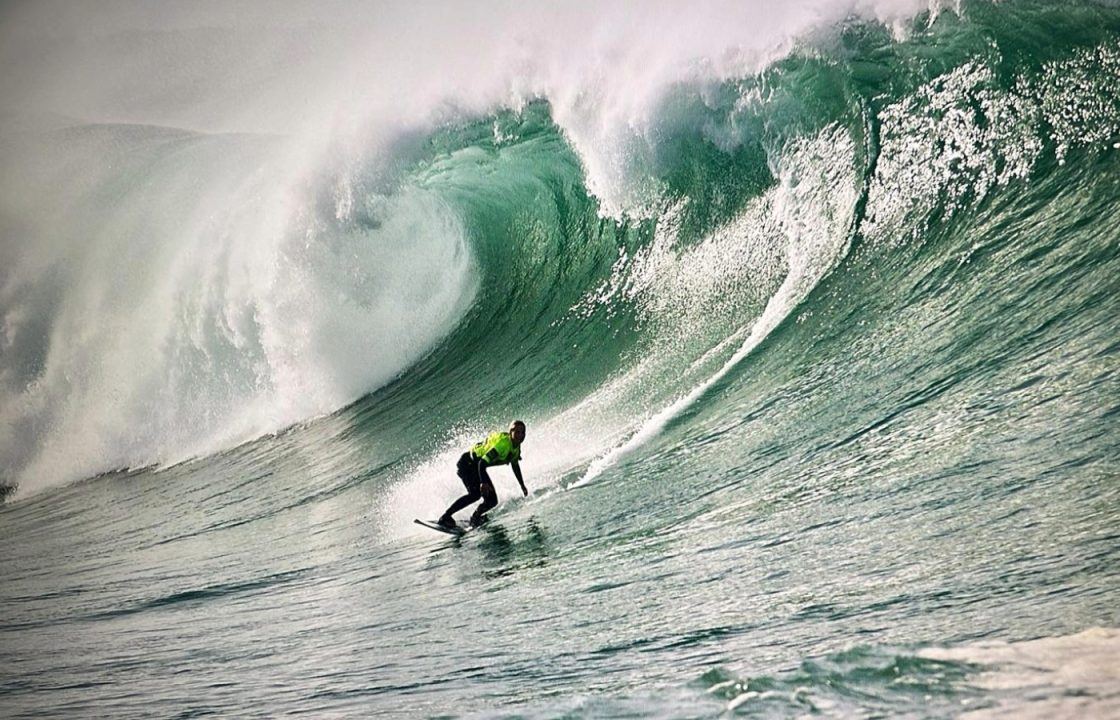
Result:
[1, 1, 1119, 718]
[0, 0, 933, 494]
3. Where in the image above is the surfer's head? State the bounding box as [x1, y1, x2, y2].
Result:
[509, 420, 526, 445]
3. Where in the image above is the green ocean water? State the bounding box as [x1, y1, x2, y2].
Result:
[2, 1, 1119, 717]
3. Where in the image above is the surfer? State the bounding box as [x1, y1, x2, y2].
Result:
[437, 420, 528, 530]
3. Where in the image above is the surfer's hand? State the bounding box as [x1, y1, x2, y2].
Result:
[520, 485, 528, 497]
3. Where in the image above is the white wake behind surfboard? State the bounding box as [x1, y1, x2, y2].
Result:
[414, 518, 468, 536]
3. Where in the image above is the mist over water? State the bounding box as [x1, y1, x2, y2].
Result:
[1, 1, 1119, 718]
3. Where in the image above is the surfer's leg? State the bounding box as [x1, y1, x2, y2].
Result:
[442, 488, 480, 519]
[440, 453, 483, 523]
[470, 481, 498, 526]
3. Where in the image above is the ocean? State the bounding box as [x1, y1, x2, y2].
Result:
[1, 1, 1118, 717]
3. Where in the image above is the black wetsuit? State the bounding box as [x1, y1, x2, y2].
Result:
[442, 452, 498, 524]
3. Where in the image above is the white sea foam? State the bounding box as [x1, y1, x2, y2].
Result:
[0, 133, 477, 496]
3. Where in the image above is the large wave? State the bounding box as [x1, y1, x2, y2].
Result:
[2, 0, 1119, 498]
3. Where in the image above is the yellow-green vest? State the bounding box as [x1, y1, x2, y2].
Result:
[471, 431, 521, 466]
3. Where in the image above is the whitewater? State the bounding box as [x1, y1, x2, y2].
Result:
[2, 1, 1118, 717]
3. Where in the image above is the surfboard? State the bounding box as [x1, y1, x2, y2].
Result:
[414, 518, 467, 536]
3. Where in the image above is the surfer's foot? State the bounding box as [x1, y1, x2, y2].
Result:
[437, 515, 458, 530]
[468, 513, 487, 528]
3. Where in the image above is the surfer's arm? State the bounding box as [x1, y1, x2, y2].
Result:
[475, 458, 493, 488]
[512, 460, 527, 496]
